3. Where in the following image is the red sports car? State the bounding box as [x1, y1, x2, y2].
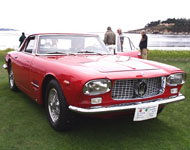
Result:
[3, 33, 186, 131]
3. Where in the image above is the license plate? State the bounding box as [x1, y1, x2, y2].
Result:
[133, 104, 159, 121]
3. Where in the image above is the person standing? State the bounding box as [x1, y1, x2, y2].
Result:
[139, 30, 148, 59]
[104, 27, 116, 45]
[19, 32, 26, 47]
[117, 28, 124, 51]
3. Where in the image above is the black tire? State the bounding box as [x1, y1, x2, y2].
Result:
[8, 63, 18, 91]
[157, 106, 165, 115]
[45, 79, 74, 131]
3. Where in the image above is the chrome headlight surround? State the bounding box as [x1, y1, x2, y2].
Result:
[167, 73, 186, 86]
[83, 79, 111, 95]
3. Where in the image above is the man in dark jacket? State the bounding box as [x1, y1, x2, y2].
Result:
[139, 30, 148, 59]
[19, 32, 26, 47]
[104, 27, 116, 45]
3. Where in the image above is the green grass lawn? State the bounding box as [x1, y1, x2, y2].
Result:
[0, 49, 190, 150]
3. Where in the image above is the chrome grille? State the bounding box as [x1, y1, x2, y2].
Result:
[111, 77, 165, 100]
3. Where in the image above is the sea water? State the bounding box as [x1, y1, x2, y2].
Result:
[0, 31, 190, 50]
[127, 33, 190, 50]
[0, 31, 22, 50]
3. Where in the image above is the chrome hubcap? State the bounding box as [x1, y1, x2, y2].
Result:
[48, 88, 60, 123]
[9, 68, 14, 88]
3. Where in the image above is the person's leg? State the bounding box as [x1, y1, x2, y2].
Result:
[142, 48, 148, 59]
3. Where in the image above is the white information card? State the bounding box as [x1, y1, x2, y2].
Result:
[133, 104, 159, 121]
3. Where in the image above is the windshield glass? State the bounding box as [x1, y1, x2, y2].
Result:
[38, 35, 110, 55]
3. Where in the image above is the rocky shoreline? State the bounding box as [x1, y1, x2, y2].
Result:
[126, 28, 190, 35]
[0, 28, 18, 31]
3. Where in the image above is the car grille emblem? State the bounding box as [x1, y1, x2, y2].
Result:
[135, 81, 147, 97]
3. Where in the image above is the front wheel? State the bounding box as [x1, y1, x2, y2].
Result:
[8, 63, 18, 91]
[157, 106, 165, 115]
[45, 79, 74, 131]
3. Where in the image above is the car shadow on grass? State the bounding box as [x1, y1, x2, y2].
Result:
[56, 113, 179, 150]
[73, 113, 171, 133]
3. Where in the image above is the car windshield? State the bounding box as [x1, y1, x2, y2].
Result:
[38, 35, 110, 55]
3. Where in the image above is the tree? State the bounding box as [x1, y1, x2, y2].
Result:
[145, 18, 190, 33]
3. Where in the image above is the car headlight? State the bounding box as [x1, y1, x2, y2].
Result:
[167, 73, 186, 86]
[83, 79, 111, 95]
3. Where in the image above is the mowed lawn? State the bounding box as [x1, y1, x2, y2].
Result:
[0, 50, 190, 150]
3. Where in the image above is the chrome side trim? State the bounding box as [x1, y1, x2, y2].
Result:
[31, 82, 39, 88]
[69, 93, 185, 114]
[2, 64, 8, 69]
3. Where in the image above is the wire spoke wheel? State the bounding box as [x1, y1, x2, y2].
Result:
[8, 63, 18, 91]
[45, 79, 74, 131]
[9, 67, 14, 88]
[48, 88, 61, 123]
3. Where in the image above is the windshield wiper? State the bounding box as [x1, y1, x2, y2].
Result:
[47, 51, 67, 54]
[47, 51, 78, 56]
[77, 51, 102, 55]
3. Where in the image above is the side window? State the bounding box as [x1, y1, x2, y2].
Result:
[25, 37, 35, 53]
[122, 37, 136, 52]
[122, 37, 131, 52]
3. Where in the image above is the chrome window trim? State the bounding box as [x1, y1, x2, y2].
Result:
[22, 36, 37, 56]
[115, 36, 136, 53]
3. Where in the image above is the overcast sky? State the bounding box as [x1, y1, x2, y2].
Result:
[1, 0, 190, 34]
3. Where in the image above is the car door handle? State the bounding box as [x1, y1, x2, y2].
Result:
[14, 56, 18, 59]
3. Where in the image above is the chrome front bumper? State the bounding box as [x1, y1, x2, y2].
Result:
[69, 93, 185, 114]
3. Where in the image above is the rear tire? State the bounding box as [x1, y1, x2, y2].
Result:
[8, 63, 18, 91]
[45, 79, 74, 131]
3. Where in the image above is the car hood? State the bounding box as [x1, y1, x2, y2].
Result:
[82, 55, 159, 73]
[48, 55, 159, 73]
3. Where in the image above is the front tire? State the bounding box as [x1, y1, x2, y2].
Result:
[157, 106, 165, 115]
[45, 79, 74, 131]
[8, 63, 18, 91]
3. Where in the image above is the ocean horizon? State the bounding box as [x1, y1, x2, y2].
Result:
[1, 31, 190, 51]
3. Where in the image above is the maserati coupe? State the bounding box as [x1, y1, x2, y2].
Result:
[3, 33, 186, 131]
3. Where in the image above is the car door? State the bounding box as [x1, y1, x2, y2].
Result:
[116, 36, 142, 58]
[13, 36, 36, 95]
